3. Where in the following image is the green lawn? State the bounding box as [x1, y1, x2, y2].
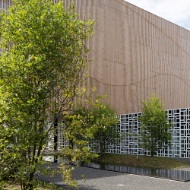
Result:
[94, 153, 190, 169]
[3, 183, 20, 190]
[5, 183, 52, 190]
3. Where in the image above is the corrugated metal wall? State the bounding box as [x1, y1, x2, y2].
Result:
[2, 0, 190, 114]
[72, 0, 190, 114]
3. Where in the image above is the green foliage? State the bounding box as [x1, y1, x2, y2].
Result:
[0, 0, 94, 189]
[61, 101, 119, 156]
[90, 104, 120, 154]
[139, 95, 172, 157]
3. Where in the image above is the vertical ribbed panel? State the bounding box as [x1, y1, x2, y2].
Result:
[0, 0, 12, 9]
[76, 0, 190, 114]
[3, 0, 190, 114]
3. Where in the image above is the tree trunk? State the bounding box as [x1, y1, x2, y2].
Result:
[21, 181, 33, 190]
[150, 143, 155, 157]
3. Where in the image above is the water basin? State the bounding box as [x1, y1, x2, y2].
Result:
[82, 162, 190, 182]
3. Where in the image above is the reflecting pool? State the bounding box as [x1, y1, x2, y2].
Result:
[82, 162, 190, 182]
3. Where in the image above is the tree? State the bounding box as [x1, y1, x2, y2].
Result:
[55, 100, 118, 186]
[139, 95, 172, 157]
[0, 0, 94, 189]
[91, 104, 119, 154]
[62, 102, 119, 156]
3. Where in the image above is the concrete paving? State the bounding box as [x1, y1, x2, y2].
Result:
[38, 164, 190, 190]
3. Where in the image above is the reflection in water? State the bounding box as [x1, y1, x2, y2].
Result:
[82, 162, 190, 182]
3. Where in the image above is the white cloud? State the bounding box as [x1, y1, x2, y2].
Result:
[125, 0, 190, 30]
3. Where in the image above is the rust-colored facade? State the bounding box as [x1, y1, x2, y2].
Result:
[3, 0, 190, 158]
[70, 0, 190, 114]
[2, 0, 190, 114]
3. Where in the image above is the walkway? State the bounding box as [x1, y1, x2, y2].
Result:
[38, 164, 190, 190]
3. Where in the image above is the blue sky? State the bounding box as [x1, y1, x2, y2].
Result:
[125, 0, 190, 30]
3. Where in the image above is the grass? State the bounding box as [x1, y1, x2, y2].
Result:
[93, 153, 190, 169]
[4, 183, 55, 190]
[4, 183, 20, 190]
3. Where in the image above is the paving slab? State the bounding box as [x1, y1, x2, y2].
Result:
[38, 164, 190, 190]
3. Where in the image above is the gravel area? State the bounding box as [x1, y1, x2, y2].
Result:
[38, 164, 190, 190]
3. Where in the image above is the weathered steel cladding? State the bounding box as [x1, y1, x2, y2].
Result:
[2, 0, 190, 114]
[70, 0, 190, 114]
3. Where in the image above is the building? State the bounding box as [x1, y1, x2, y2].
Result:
[68, 0, 190, 158]
[2, 0, 190, 158]
[66, 0, 190, 115]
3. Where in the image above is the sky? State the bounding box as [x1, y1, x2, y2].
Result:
[125, 0, 190, 30]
